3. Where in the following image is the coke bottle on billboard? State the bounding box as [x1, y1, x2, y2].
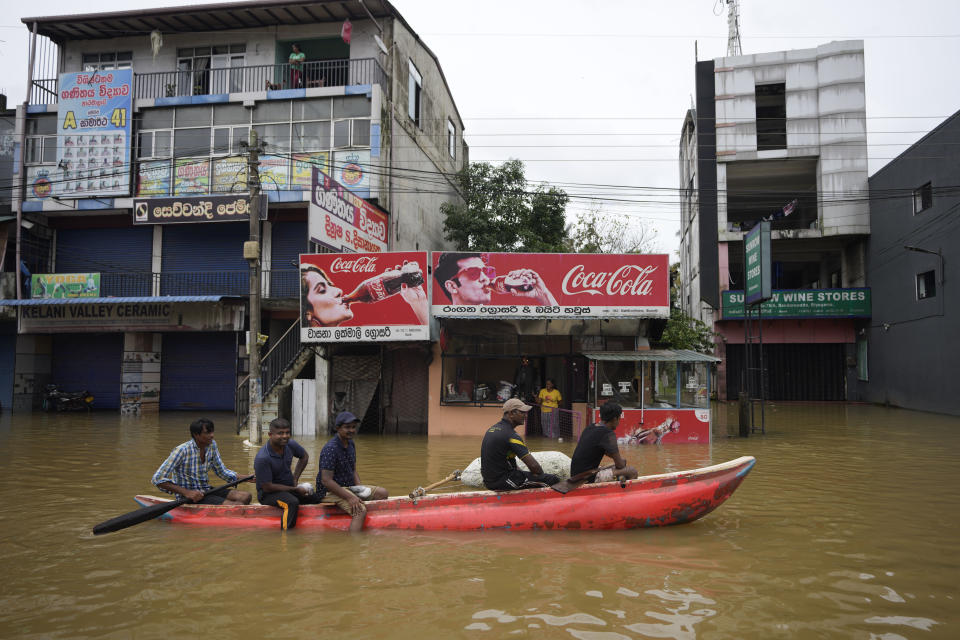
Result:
[343, 262, 424, 305]
[491, 273, 536, 294]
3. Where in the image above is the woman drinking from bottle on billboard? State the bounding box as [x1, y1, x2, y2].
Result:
[300, 262, 428, 328]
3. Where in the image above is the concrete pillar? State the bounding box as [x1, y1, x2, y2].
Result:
[314, 349, 330, 437]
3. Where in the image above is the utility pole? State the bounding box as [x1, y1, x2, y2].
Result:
[243, 129, 265, 443]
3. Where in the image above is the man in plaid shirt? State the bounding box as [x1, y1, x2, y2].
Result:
[152, 418, 252, 505]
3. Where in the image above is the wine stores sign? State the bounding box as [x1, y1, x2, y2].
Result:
[299, 252, 429, 343]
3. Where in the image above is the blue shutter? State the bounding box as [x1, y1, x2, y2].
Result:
[160, 222, 250, 295]
[0, 324, 15, 409]
[270, 220, 307, 297]
[160, 332, 237, 410]
[52, 333, 122, 409]
[56, 227, 154, 296]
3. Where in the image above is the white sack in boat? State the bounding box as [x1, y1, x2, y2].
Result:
[460, 451, 572, 487]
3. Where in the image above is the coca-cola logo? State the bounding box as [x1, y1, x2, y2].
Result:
[561, 264, 659, 297]
[330, 256, 378, 273]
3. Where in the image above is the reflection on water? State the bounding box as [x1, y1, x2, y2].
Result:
[0, 403, 958, 638]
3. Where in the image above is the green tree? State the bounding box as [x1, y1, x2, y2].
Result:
[656, 262, 715, 352]
[440, 160, 569, 252]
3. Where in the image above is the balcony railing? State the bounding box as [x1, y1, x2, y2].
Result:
[30, 58, 388, 105]
[23, 270, 301, 299]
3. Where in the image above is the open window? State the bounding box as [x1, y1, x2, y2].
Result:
[408, 60, 422, 127]
[913, 182, 933, 215]
[756, 83, 786, 151]
[916, 270, 936, 300]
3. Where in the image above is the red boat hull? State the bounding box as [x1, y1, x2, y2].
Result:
[133, 456, 755, 531]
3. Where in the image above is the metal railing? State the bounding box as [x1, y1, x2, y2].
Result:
[527, 406, 584, 441]
[32, 58, 387, 106]
[236, 319, 307, 433]
[19, 270, 301, 299]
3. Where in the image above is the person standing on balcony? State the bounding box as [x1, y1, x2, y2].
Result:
[289, 44, 305, 88]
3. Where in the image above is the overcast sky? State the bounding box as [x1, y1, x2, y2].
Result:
[2, 0, 959, 257]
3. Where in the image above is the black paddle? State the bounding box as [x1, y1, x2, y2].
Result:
[92, 474, 254, 535]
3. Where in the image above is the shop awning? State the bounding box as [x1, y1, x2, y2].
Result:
[583, 350, 721, 363]
[0, 296, 243, 306]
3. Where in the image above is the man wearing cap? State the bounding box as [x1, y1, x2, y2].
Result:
[316, 411, 389, 532]
[480, 398, 561, 491]
[254, 418, 321, 530]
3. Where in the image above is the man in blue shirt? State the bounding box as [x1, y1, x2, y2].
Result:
[152, 418, 252, 505]
[254, 418, 321, 530]
[317, 411, 388, 532]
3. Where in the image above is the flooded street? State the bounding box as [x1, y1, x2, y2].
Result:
[1, 403, 958, 639]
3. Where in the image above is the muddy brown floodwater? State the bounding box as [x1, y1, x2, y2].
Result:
[1, 403, 958, 638]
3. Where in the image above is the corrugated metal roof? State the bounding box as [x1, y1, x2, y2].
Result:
[0, 296, 239, 306]
[583, 350, 721, 363]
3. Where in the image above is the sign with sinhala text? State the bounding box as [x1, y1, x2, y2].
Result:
[744, 221, 771, 305]
[56, 69, 133, 198]
[132, 195, 267, 224]
[721, 289, 872, 319]
[308, 167, 388, 253]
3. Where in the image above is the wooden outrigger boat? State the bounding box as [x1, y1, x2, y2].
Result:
[132, 456, 755, 532]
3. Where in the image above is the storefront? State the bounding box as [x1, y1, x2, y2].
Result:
[426, 251, 671, 437]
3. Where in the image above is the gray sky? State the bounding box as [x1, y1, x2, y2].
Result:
[3, 0, 959, 257]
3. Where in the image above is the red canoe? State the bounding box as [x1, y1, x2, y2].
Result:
[133, 456, 755, 531]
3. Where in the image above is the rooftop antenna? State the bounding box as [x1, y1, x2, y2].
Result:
[726, 0, 743, 56]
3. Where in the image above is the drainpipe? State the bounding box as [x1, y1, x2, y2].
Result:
[17, 22, 39, 300]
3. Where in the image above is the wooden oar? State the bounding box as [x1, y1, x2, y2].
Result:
[92, 474, 254, 535]
[550, 468, 599, 495]
[408, 470, 462, 499]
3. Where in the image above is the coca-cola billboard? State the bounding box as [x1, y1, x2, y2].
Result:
[299, 251, 429, 343]
[431, 252, 669, 319]
[308, 167, 389, 253]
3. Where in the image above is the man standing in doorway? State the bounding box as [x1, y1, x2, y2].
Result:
[316, 411, 389, 532]
[152, 418, 253, 505]
[481, 398, 561, 491]
[570, 402, 638, 484]
[254, 418, 321, 530]
[289, 43, 305, 88]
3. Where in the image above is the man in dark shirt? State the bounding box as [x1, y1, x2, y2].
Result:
[571, 402, 638, 484]
[254, 418, 321, 530]
[481, 398, 561, 491]
[317, 411, 388, 532]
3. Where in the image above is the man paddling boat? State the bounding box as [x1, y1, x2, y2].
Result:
[151, 418, 253, 505]
[570, 402, 638, 484]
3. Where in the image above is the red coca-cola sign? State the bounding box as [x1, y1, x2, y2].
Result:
[431, 252, 669, 319]
[299, 251, 429, 343]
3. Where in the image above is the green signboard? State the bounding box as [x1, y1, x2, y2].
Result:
[722, 288, 872, 319]
[744, 221, 771, 305]
[31, 273, 101, 299]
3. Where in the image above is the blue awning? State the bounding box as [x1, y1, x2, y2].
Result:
[0, 296, 242, 306]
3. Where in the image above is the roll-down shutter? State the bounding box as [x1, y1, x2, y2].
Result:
[51, 333, 123, 409]
[270, 220, 307, 297]
[56, 227, 153, 296]
[160, 332, 237, 410]
[160, 223, 249, 295]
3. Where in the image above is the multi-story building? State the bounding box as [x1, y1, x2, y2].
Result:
[5, 0, 466, 430]
[858, 109, 959, 416]
[679, 41, 871, 401]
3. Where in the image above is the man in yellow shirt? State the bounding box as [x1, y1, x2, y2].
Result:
[537, 378, 562, 438]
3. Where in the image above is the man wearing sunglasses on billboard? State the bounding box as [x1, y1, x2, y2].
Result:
[434, 252, 557, 306]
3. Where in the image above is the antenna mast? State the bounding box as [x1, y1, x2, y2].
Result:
[726, 0, 742, 56]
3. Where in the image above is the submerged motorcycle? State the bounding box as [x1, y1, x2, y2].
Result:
[42, 384, 94, 412]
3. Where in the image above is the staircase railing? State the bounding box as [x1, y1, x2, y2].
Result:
[236, 319, 308, 434]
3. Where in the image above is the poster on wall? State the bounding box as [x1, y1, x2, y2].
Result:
[258, 155, 290, 191]
[299, 251, 429, 343]
[212, 156, 248, 193]
[30, 273, 100, 298]
[173, 158, 210, 195]
[332, 150, 370, 194]
[431, 252, 670, 319]
[308, 167, 388, 253]
[137, 161, 171, 196]
[592, 408, 711, 444]
[56, 69, 132, 198]
[26, 166, 56, 201]
[291, 152, 329, 190]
